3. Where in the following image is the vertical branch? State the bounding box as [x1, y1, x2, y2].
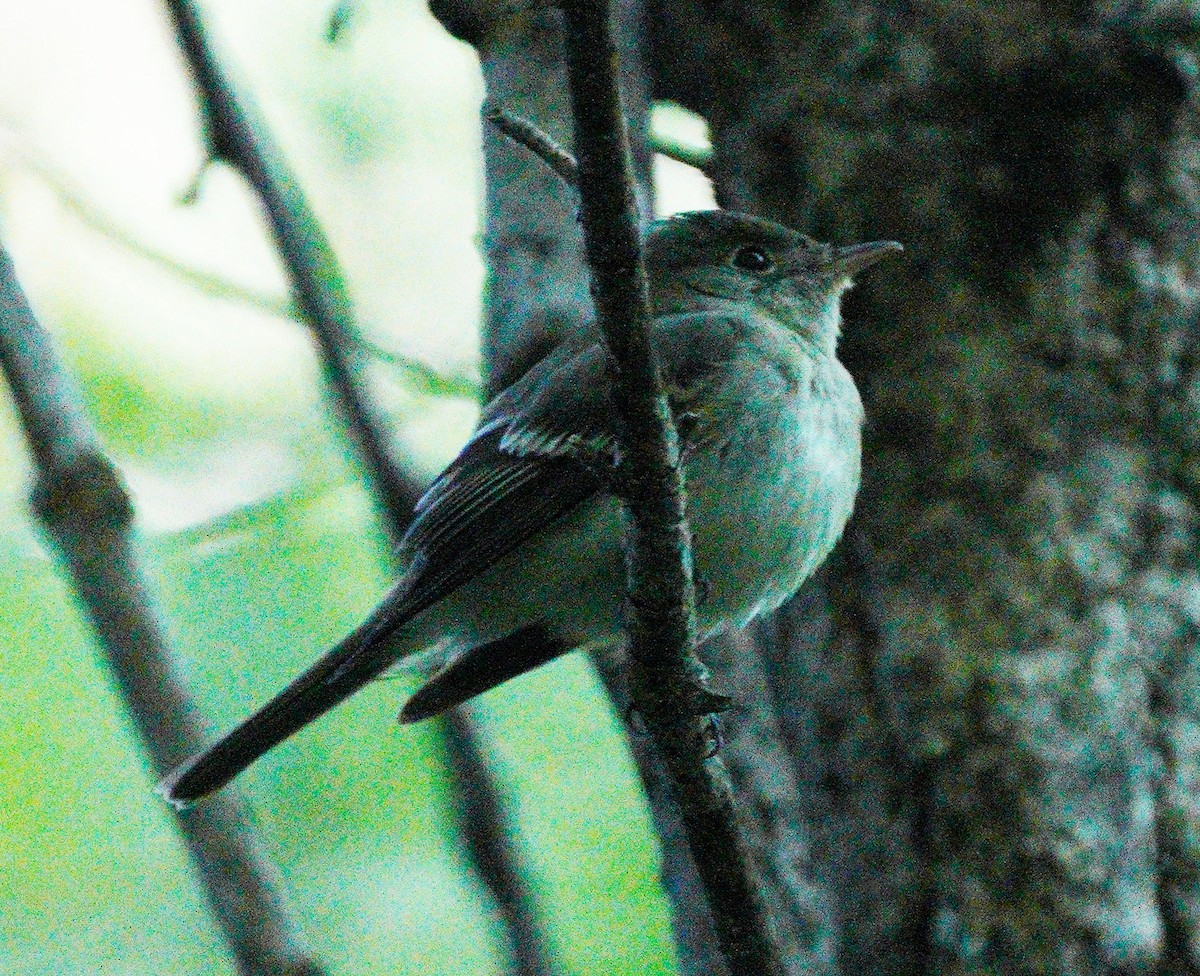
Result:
[447, 0, 761, 961]
[559, 2, 785, 974]
[0, 242, 325, 976]
[160, 4, 553, 973]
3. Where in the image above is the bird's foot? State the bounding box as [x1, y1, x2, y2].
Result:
[702, 713, 724, 758]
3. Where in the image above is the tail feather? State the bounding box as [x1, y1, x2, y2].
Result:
[399, 626, 567, 723]
[157, 623, 397, 808]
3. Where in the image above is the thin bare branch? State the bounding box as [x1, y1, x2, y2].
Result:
[162, 0, 424, 534]
[559, 2, 785, 974]
[649, 133, 713, 175]
[485, 99, 713, 186]
[0, 240, 325, 976]
[443, 708, 556, 976]
[160, 5, 550, 972]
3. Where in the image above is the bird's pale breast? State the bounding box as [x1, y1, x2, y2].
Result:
[684, 341, 863, 633]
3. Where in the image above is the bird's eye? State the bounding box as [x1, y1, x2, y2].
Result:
[732, 246, 773, 272]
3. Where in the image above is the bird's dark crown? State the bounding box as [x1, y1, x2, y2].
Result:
[646, 210, 832, 274]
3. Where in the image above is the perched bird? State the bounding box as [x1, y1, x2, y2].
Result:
[159, 209, 900, 807]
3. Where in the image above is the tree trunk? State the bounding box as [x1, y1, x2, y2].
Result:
[432, 0, 1200, 972]
[648, 1, 1200, 973]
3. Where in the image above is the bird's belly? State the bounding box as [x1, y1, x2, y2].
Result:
[686, 405, 859, 632]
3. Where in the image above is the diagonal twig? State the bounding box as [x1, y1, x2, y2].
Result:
[558, 2, 786, 974]
[162, 0, 424, 538]
[161, 4, 554, 973]
[484, 99, 579, 184]
[443, 707, 555, 976]
[0, 240, 325, 976]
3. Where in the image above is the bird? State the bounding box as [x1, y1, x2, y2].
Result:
[158, 209, 900, 808]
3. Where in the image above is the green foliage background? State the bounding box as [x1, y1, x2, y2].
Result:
[0, 1, 708, 972]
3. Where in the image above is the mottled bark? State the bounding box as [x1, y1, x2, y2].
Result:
[647, 1, 1200, 973]
[429, 0, 651, 399]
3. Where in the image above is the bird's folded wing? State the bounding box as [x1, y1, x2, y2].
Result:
[391, 431, 607, 623]
[353, 312, 745, 654]
[350, 342, 620, 655]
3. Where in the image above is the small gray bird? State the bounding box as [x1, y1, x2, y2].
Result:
[159, 209, 899, 807]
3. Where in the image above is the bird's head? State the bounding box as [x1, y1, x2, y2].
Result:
[646, 210, 901, 353]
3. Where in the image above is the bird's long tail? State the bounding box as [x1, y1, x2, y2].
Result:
[157, 621, 398, 809]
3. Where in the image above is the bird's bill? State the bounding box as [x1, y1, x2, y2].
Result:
[828, 240, 903, 277]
